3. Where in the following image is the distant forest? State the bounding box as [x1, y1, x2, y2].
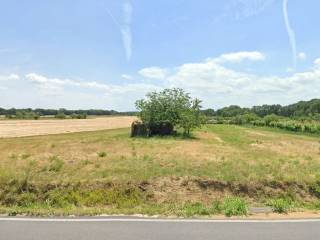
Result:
[1, 98, 320, 119]
[203, 98, 320, 119]
[0, 108, 136, 117]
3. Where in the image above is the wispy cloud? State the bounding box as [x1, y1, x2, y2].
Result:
[283, 0, 297, 69]
[122, 1, 133, 61]
[106, 1, 133, 61]
[229, 0, 275, 19]
[26, 73, 158, 95]
[121, 74, 134, 80]
[215, 51, 266, 63]
[0, 74, 20, 81]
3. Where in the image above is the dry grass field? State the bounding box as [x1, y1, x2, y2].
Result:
[0, 116, 137, 138]
[0, 124, 320, 216]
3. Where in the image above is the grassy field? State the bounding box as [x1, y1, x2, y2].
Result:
[0, 124, 320, 216]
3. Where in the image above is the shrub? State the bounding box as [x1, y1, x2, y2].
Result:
[55, 112, 66, 119]
[264, 114, 280, 126]
[267, 198, 293, 213]
[223, 197, 248, 217]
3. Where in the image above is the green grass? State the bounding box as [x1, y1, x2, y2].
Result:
[0, 124, 320, 216]
[266, 198, 294, 214]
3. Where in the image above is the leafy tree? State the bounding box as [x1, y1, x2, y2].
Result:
[135, 88, 203, 136]
[55, 111, 66, 119]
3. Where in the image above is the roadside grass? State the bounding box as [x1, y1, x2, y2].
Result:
[0, 124, 320, 216]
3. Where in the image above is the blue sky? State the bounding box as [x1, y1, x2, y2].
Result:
[0, 0, 320, 111]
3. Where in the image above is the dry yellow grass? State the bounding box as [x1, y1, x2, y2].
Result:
[0, 116, 137, 138]
[0, 124, 320, 216]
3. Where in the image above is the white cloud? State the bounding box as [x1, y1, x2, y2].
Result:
[0, 74, 20, 81]
[215, 51, 265, 63]
[3, 52, 320, 111]
[314, 58, 320, 66]
[160, 55, 320, 107]
[298, 52, 307, 61]
[139, 67, 168, 79]
[121, 74, 133, 80]
[24, 73, 159, 110]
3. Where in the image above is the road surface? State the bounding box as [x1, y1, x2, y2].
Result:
[0, 217, 319, 240]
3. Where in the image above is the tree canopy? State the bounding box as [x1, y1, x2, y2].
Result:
[135, 88, 203, 136]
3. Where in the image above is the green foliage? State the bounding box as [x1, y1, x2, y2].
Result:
[71, 113, 87, 119]
[55, 111, 66, 119]
[183, 202, 211, 216]
[216, 105, 250, 117]
[223, 197, 248, 217]
[267, 198, 293, 213]
[263, 114, 281, 125]
[6, 110, 40, 120]
[48, 156, 64, 172]
[135, 88, 203, 136]
[213, 99, 320, 118]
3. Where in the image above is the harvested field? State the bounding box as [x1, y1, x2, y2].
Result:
[0, 124, 320, 216]
[0, 116, 137, 138]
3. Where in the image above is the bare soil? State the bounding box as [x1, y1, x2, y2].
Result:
[0, 116, 137, 138]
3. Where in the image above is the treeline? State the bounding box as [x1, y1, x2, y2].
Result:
[203, 99, 320, 119]
[0, 108, 137, 120]
[203, 99, 320, 134]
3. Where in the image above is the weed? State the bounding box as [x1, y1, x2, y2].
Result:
[223, 197, 248, 217]
[266, 198, 293, 213]
[183, 202, 210, 217]
[98, 152, 107, 158]
[48, 156, 64, 172]
[20, 153, 31, 160]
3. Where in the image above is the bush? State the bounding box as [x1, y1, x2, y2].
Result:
[223, 197, 248, 217]
[55, 112, 66, 119]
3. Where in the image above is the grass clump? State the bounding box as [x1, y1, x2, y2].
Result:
[183, 202, 210, 217]
[223, 197, 248, 217]
[98, 152, 107, 158]
[266, 198, 293, 214]
[48, 156, 64, 172]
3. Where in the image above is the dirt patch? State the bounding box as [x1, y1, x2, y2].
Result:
[246, 130, 268, 137]
[0, 116, 137, 138]
[197, 131, 224, 143]
[137, 177, 318, 204]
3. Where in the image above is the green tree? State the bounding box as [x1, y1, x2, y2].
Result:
[179, 98, 203, 135]
[135, 88, 203, 136]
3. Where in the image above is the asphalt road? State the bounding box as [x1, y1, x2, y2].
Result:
[0, 218, 320, 240]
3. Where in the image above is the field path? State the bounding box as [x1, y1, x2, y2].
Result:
[0, 116, 137, 138]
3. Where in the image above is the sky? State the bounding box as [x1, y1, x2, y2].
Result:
[0, 0, 320, 111]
